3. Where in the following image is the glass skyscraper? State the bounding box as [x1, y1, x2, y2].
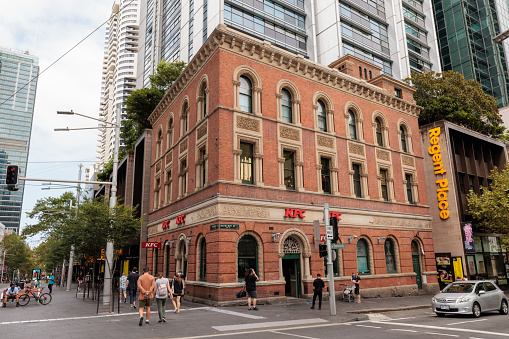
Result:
[0, 47, 39, 234]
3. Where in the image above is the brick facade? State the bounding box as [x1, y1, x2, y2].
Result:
[146, 25, 438, 304]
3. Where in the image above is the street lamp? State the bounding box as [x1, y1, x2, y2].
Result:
[55, 108, 120, 307]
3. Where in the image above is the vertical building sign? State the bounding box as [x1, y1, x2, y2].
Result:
[428, 127, 450, 219]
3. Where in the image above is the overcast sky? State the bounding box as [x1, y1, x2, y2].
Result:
[1, 1, 113, 246]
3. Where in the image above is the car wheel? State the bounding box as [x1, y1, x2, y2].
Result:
[499, 300, 508, 315]
[472, 302, 481, 318]
[435, 312, 445, 317]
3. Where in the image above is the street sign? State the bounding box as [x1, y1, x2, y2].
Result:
[313, 220, 320, 249]
[331, 243, 346, 250]
[142, 242, 162, 248]
[325, 225, 333, 239]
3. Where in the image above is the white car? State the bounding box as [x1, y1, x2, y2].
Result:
[432, 280, 508, 317]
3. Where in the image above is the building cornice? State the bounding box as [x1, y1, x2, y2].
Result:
[148, 25, 422, 126]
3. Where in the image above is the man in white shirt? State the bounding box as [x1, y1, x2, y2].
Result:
[2, 283, 21, 307]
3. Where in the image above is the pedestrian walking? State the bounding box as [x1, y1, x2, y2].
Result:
[137, 267, 155, 326]
[155, 273, 172, 323]
[244, 268, 259, 310]
[127, 267, 139, 309]
[170, 273, 185, 313]
[310, 273, 325, 310]
[47, 273, 55, 294]
[352, 271, 361, 303]
[119, 272, 128, 303]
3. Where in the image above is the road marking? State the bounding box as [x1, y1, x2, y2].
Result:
[356, 325, 381, 329]
[270, 330, 318, 339]
[447, 319, 487, 326]
[367, 313, 392, 321]
[377, 316, 418, 322]
[390, 329, 418, 333]
[370, 321, 509, 337]
[425, 332, 458, 337]
[212, 318, 328, 332]
[205, 307, 265, 319]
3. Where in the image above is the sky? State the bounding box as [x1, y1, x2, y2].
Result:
[1, 1, 114, 246]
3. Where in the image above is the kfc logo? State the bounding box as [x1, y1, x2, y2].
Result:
[285, 208, 306, 218]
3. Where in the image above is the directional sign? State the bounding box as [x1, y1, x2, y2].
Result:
[331, 243, 346, 250]
[325, 225, 334, 239]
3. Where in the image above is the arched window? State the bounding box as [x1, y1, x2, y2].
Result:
[156, 129, 163, 157]
[167, 117, 174, 149]
[359, 66, 362, 77]
[385, 238, 397, 273]
[182, 101, 189, 134]
[317, 100, 327, 132]
[199, 238, 207, 281]
[201, 83, 207, 119]
[400, 126, 408, 152]
[369, 70, 372, 79]
[348, 110, 357, 140]
[356, 239, 370, 275]
[375, 117, 383, 146]
[239, 76, 252, 113]
[281, 88, 292, 123]
[238, 235, 257, 281]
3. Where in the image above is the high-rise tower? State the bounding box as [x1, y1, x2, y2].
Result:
[0, 47, 39, 234]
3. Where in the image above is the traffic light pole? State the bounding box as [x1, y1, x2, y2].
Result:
[324, 204, 336, 316]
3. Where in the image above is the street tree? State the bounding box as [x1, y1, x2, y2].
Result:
[1, 233, 33, 278]
[467, 164, 509, 246]
[406, 70, 506, 138]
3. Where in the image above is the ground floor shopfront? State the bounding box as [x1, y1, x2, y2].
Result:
[146, 197, 439, 304]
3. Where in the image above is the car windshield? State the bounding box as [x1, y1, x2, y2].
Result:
[442, 282, 475, 293]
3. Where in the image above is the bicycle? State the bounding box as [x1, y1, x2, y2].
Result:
[18, 288, 52, 306]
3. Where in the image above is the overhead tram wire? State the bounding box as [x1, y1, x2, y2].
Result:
[0, 0, 136, 108]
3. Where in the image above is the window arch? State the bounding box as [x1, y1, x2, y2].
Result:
[197, 236, 207, 281]
[375, 118, 383, 146]
[372, 112, 389, 147]
[156, 127, 163, 158]
[196, 76, 209, 121]
[317, 100, 327, 132]
[166, 116, 174, 149]
[345, 103, 364, 141]
[238, 235, 258, 281]
[385, 238, 397, 273]
[180, 99, 190, 136]
[233, 66, 262, 115]
[348, 110, 357, 140]
[239, 76, 252, 113]
[281, 88, 292, 123]
[356, 238, 371, 275]
[398, 120, 413, 153]
[276, 80, 301, 124]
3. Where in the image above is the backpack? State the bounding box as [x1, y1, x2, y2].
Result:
[157, 280, 167, 296]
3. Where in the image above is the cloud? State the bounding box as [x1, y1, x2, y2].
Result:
[1, 0, 114, 241]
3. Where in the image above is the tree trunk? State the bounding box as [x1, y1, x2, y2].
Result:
[91, 257, 96, 301]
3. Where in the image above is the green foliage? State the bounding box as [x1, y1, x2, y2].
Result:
[149, 60, 187, 91]
[125, 87, 164, 131]
[406, 70, 506, 138]
[1, 234, 33, 276]
[120, 118, 142, 154]
[467, 164, 509, 246]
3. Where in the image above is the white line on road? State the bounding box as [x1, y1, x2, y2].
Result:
[270, 330, 318, 339]
[390, 329, 418, 333]
[356, 325, 382, 329]
[425, 332, 458, 337]
[212, 318, 329, 332]
[447, 319, 487, 326]
[205, 307, 265, 319]
[371, 321, 509, 337]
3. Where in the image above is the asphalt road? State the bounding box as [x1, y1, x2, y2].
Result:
[2, 284, 509, 339]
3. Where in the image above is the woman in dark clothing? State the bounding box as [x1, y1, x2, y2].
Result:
[171, 273, 185, 313]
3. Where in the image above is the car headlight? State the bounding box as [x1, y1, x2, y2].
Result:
[431, 297, 436, 302]
[457, 297, 470, 303]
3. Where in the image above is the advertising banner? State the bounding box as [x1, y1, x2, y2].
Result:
[489, 237, 499, 254]
[436, 254, 453, 283]
[32, 269, 41, 280]
[452, 257, 464, 280]
[462, 223, 475, 254]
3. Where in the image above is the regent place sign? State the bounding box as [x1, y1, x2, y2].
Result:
[428, 127, 450, 220]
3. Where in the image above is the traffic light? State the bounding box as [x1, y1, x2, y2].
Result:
[330, 216, 339, 242]
[6, 165, 19, 191]
[319, 244, 327, 258]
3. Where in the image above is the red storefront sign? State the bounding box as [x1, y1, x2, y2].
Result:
[329, 211, 342, 220]
[284, 208, 306, 218]
[320, 234, 326, 242]
[142, 242, 161, 248]
[176, 214, 186, 224]
[162, 220, 171, 229]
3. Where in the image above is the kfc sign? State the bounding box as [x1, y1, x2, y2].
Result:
[329, 212, 342, 220]
[176, 214, 186, 224]
[285, 208, 306, 218]
[162, 219, 171, 229]
[142, 242, 162, 248]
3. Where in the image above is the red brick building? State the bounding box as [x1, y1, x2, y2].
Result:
[146, 25, 438, 304]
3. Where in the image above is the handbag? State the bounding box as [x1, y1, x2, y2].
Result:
[236, 289, 247, 298]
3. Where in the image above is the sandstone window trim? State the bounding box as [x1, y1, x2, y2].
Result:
[356, 236, 374, 275]
[233, 66, 262, 116]
[403, 171, 419, 204]
[384, 236, 401, 274]
[195, 144, 208, 190]
[397, 119, 413, 154]
[279, 145, 304, 191]
[164, 167, 173, 205]
[178, 156, 189, 199]
[156, 127, 163, 159]
[377, 164, 395, 202]
[153, 175, 161, 210]
[372, 111, 389, 148]
[316, 152, 339, 195]
[276, 80, 301, 126]
[349, 159, 369, 199]
[180, 98, 190, 137]
[234, 135, 263, 185]
[344, 103, 364, 142]
[166, 114, 174, 150]
[196, 75, 209, 121]
[312, 92, 334, 133]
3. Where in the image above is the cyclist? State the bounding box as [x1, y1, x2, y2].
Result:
[2, 283, 21, 307]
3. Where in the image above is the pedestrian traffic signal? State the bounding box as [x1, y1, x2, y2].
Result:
[6, 165, 19, 191]
[319, 244, 327, 258]
[330, 216, 339, 242]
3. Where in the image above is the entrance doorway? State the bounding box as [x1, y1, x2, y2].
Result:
[411, 240, 423, 289]
[283, 254, 301, 297]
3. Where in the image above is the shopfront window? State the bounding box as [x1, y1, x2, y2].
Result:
[356, 239, 370, 275]
[238, 235, 258, 281]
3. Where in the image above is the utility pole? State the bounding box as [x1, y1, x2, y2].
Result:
[0, 249, 5, 283]
[67, 164, 82, 291]
[324, 203, 336, 316]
